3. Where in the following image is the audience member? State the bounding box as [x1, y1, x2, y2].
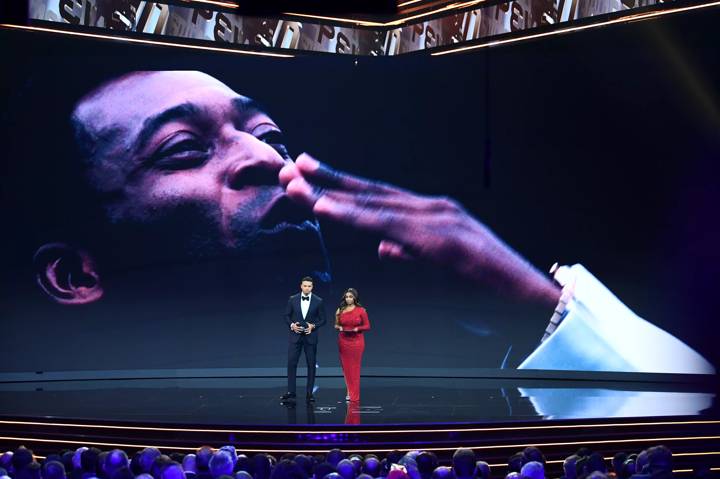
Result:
[633, 451, 649, 478]
[451, 450, 475, 479]
[522, 449, 545, 467]
[150, 456, 173, 479]
[620, 459, 636, 479]
[12, 448, 34, 472]
[611, 454, 627, 479]
[337, 460, 356, 479]
[42, 461, 66, 479]
[97, 452, 110, 479]
[430, 466, 453, 479]
[473, 462, 489, 479]
[251, 456, 271, 479]
[196, 449, 214, 479]
[508, 455, 523, 474]
[138, 451, 161, 476]
[209, 453, 234, 479]
[106, 451, 129, 479]
[584, 453, 606, 476]
[348, 457, 363, 475]
[80, 449, 102, 479]
[181, 456, 197, 476]
[561, 456, 578, 479]
[645, 446, 672, 479]
[325, 454, 345, 470]
[361, 459, 380, 479]
[0, 452, 14, 474]
[161, 463, 186, 479]
[519, 461, 544, 479]
[130, 455, 143, 477]
[415, 454, 437, 479]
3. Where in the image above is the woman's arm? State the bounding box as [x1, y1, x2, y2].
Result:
[355, 308, 370, 332]
[335, 308, 343, 331]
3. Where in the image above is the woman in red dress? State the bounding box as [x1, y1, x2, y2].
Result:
[335, 288, 370, 402]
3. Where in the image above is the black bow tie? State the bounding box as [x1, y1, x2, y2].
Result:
[302, 296, 310, 301]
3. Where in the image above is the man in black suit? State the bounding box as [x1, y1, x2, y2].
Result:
[281, 276, 327, 403]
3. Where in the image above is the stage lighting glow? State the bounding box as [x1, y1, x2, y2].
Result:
[432, 0, 720, 55]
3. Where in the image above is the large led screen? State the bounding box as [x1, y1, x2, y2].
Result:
[1, 21, 718, 376]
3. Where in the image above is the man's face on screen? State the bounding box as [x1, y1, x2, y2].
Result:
[72, 71, 324, 267]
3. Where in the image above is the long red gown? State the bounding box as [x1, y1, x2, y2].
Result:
[337, 306, 370, 402]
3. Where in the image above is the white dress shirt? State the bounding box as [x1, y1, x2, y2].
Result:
[519, 264, 715, 375]
[300, 292, 311, 320]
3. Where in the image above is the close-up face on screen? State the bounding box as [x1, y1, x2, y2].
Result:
[1, 22, 718, 377]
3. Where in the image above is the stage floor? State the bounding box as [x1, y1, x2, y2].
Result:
[0, 376, 716, 425]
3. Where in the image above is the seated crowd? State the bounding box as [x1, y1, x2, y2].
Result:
[0, 444, 693, 479]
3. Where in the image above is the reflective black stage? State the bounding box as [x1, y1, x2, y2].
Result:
[0, 374, 716, 425]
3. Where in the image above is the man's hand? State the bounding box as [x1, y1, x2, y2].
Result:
[280, 153, 560, 308]
[290, 322, 304, 334]
[305, 323, 315, 334]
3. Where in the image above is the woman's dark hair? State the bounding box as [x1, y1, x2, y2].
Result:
[337, 288, 362, 317]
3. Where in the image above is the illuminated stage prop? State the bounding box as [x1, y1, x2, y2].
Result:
[26, 0, 720, 56]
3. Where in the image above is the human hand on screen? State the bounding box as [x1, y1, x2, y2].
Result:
[305, 323, 315, 334]
[291, 322, 304, 333]
[280, 153, 560, 308]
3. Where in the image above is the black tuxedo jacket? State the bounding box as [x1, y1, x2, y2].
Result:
[285, 293, 327, 344]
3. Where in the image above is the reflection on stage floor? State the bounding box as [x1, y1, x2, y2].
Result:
[0, 376, 715, 425]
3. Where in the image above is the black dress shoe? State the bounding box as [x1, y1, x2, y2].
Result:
[280, 392, 296, 401]
[306, 394, 316, 403]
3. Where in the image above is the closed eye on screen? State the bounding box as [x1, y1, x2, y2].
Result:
[258, 131, 291, 160]
[148, 133, 211, 170]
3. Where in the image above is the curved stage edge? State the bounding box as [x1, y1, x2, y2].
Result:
[0, 371, 718, 475]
